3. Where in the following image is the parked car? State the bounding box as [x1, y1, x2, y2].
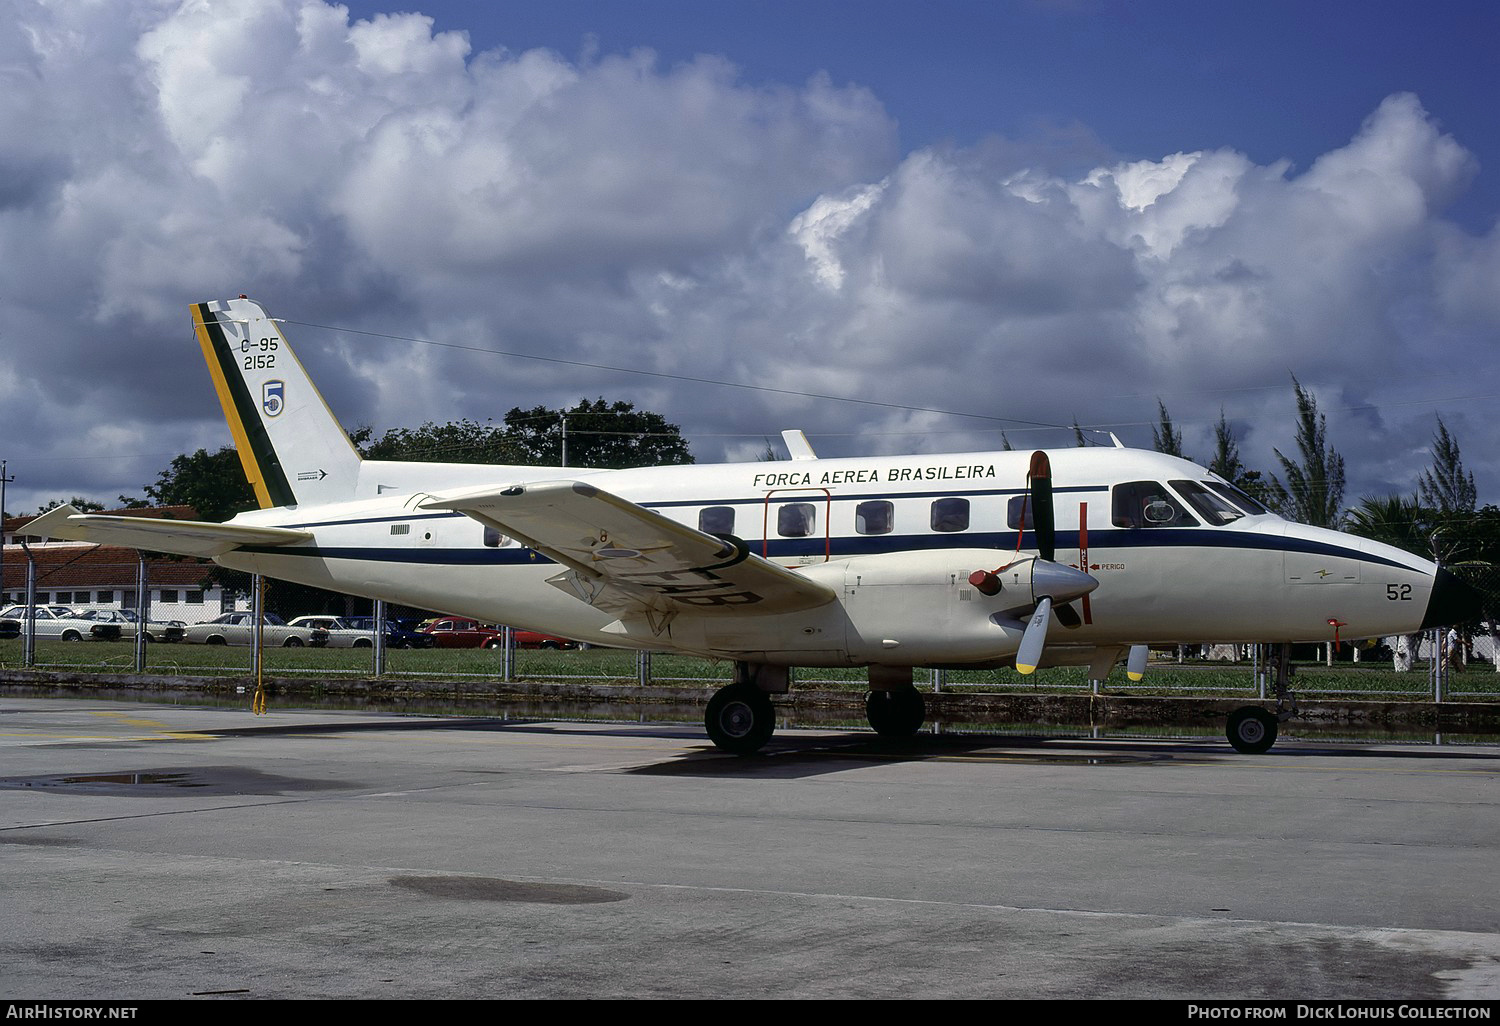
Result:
[0, 605, 115, 642]
[420, 617, 576, 649]
[511, 629, 578, 650]
[184, 612, 328, 647]
[286, 615, 379, 648]
[421, 617, 504, 648]
[74, 609, 187, 643]
[343, 617, 436, 649]
[0, 616, 19, 639]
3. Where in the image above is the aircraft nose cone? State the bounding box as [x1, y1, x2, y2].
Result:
[1421, 567, 1485, 629]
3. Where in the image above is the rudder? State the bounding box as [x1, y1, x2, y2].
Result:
[193, 297, 361, 509]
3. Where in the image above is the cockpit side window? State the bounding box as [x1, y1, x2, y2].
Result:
[1112, 481, 1199, 528]
[1170, 480, 1245, 526]
[1205, 481, 1271, 517]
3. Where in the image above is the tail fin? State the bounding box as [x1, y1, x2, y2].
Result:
[193, 297, 362, 509]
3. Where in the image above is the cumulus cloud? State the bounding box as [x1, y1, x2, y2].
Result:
[0, 1, 1497, 517]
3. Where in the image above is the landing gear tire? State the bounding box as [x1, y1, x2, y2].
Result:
[866, 687, 926, 739]
[705, 683, 776, 755]
[1227, 706, 1278, 754]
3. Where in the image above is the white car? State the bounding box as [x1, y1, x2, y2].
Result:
[0, 605, 114, 642]
[184, 612, 328, 647]
[74, 609, 187, 643]
[287, 615, 376, 648]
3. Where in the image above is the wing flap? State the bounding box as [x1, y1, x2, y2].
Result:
[420, 481, 836, 617]
[24, 504, 312, 558]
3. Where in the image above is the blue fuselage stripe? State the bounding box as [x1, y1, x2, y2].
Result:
[239, 525, 1416, 573]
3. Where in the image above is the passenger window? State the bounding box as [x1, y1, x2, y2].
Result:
[778, 503, 817, 537]
[1112, 481, 1198, 528]
[931, 497, 970, 533]
[1006, 495, 1034, 530]
[699, 506, 736, 536]
[856, 500, 893, 535]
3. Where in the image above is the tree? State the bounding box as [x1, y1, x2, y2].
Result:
[1418, 416, 1477, 515]
[504, 399, 693, 469]
[1343, 494, 1431, 554]
[1344, 493, 1442, 667]
[1207, 410, 1270, 503]
[358, 419, 523, 465]
[1267, 378, 1345, 528]
[1150, 399, 1186, 459]
[38, 496, 104, 513]
[144, 447, 257, 523]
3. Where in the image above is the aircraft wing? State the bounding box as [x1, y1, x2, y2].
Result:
[23, 504, 313, 558]
[421, 481, 837, 618]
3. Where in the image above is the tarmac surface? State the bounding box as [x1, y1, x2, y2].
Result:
[2, 694, 1498, 1000]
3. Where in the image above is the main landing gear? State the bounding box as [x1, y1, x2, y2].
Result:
[705, 683, 776, 755]
[704, 663, 787, 755]
[1225, 643, 1295, 754]
[703, 663, 931, 754]
[864, 665, 926, 739]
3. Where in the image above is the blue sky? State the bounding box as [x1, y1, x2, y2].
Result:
[2, 0, 1498, 516]
[345, 0, 1500, 228]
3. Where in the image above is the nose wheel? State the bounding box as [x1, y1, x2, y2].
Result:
[1226, 705, 1278, 754]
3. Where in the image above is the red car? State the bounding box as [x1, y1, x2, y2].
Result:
[421, 618, 575, 649]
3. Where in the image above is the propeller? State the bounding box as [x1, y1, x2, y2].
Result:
[1004, 451, 1099, 674]
[1015, 597, 1053, 674]
[1029, 450, 1056, 562]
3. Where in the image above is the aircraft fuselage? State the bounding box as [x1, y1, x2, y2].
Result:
[216, 446, 1441, 669]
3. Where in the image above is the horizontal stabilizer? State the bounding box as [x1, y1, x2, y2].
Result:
[24, 504, 312, 558]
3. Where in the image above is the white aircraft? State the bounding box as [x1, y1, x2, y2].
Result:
[31, 297, 1478, 754]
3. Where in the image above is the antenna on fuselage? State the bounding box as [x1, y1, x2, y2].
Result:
[781, 430, 818, 461]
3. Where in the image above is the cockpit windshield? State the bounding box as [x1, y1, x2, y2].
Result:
[1113, 479, 1273, 528]
[1170, 480, 1246, 525]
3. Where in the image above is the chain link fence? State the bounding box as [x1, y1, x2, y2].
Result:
[4, 551, 1499, 701]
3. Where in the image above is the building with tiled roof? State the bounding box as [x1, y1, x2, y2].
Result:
[1, 506, 243, 620]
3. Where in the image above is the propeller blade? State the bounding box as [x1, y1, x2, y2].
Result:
[1028, 451, 1054, 562]
[1126, 644, 1149, 681]
[1016, 596, 1052, 675]
[1054, 602, 1082, 629]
